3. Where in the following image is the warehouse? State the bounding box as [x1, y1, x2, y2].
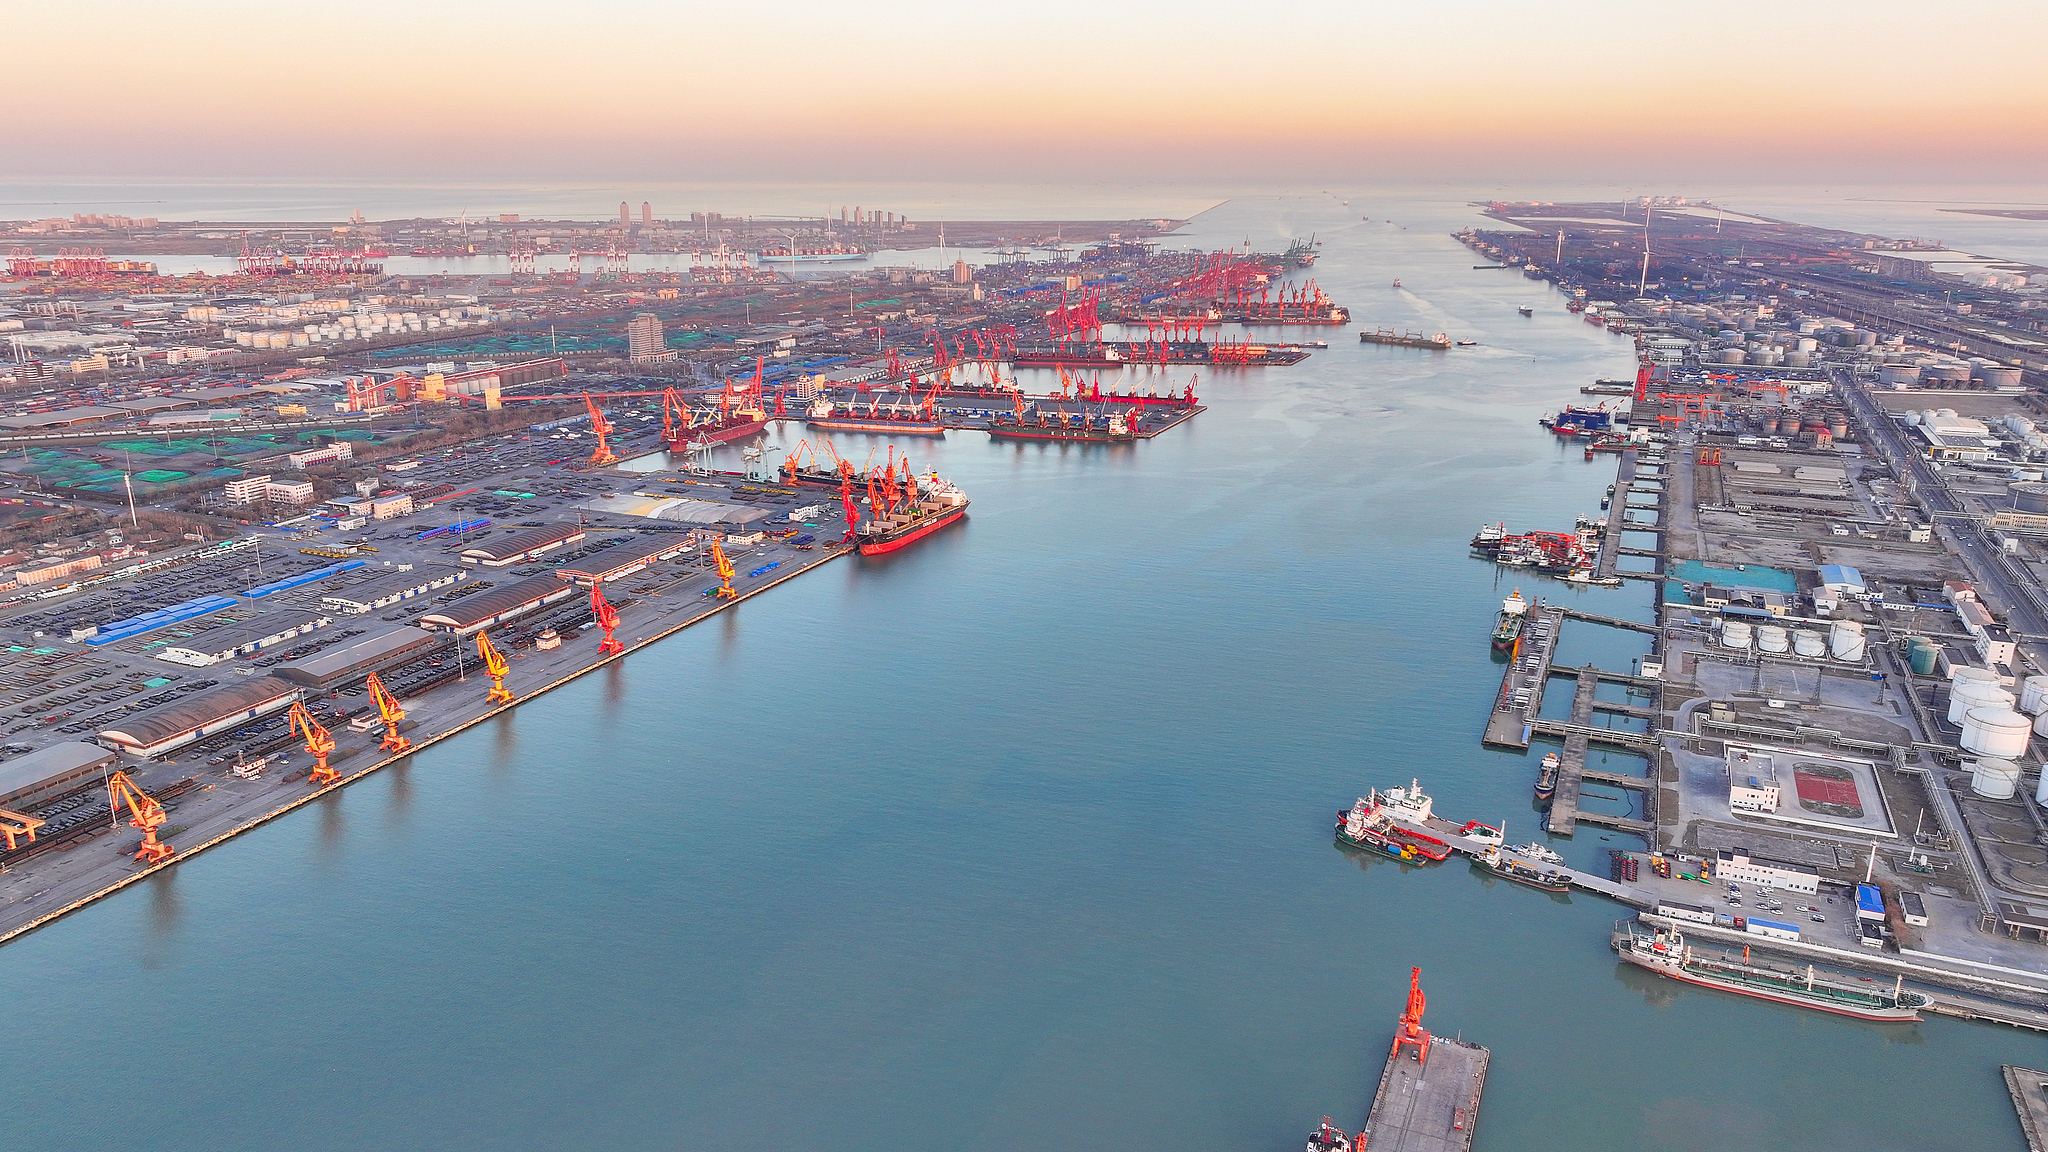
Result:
[0, 742, 118, 812]
[276, 628, 446, 689]
[458, 524, 587, 567]
[98, 677, 303, 758]
[156, 611, 334, 666]
[1714, 849, 1821, 895]
[554, 536, 692, 586]
[322, 565, 467, 614]
[416, 575, 575, 633]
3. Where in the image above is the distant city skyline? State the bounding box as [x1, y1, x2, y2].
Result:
[19, 0, 2048, 181]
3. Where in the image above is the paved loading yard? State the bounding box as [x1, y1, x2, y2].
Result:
[1358, 1036, 1489, 1152]
[0, 456, 868, 946]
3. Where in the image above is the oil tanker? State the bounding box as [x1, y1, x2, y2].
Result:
[1612, 921, 1927, 1022]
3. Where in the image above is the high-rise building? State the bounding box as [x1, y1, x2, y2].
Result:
[618, 201, 630, 226]
[641, 202, 653, 225]
[626, 313, 673, 363]
[951, 260, 973, 285]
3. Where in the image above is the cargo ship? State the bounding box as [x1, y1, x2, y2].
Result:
[1011, 342, 1310, 367]
[757, 244, 865, 263]
[1611, 921, 1927, 1022]
[1538, 406, 1614, 435]
[1534, 752, 1558, 801]
[987, 408, 1134, 443]
[855, 473, 969, 556]
[1491, 589, 1527, 653]
[805, 398, 945, 437]
[1359, 329, 1451, 350]
[1336, 797, 1451, 863]
[1474, 845, 1573, 892]
[1284, 236, 1319, 268]
[665, 409, 769, 450]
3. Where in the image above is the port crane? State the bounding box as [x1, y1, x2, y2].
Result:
[710, 537, 737, 598]
[1391, 966, 1431, 1063]
[476, 631, 515, 703]
[590, 584, 624, 655]
[836, 473, 859, 543]
[365, 672, 412, 754]
[289, 702, 338, 787]
[0, 805, 46, 850]
[106, 771, 174, 864]
[583, 392, 620, 467]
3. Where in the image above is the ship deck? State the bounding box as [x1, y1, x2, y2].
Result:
[1359, 1036, 1490, 1152]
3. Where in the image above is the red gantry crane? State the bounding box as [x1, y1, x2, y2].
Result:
[590, 584, 624, 655]
[1391, 966, 1431, 1063]
[289, 701, 338, 787]
[365, 671, 412, 754]
[583, 392, 620, 467]
[477, 630, 515, 703]
[106, 771, 174, 864]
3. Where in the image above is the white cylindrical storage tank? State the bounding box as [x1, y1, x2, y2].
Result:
[1962, 707, 2032, 758]
[2022, 675, 2048, 715]
[1792, 630, 1825, 658]
[1784, 351, 1812, 368]
[1796, 336, 1819, 352]
[2038, 764, 2048, 807]
[1951, 665, 2000, 688]
[1970, 758, 2022, 799]
[1949, 677, 2012, 724]
[1829, 621, 1866, 661]
[1756, 625, 1790, 654]
[1721, 620, 1753, 649]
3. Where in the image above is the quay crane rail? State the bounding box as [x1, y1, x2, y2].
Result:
[365, 671, 412, 755]
[106, 771, 173, 864]
[289, 702, 337, 787]
[477, 631, 515, 703]
[590, 585, 624, 655]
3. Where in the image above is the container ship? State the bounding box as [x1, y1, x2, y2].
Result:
[1539, 406, 1614, 435]
[855, 471, 969, 556]
[1611, 921, 1928, 1022]
[1336, 796, 1452, 862]
[1011, 342, 1310, 367]
[1359, 329, 1451, 350]
[1491, 589, 1527, 653]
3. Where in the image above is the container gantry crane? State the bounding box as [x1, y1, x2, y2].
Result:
[364, 671, 412, 755]
[289, 702, 338, 787]
[710, 537, 737, 598]
[583, 392, 620, 467]
[590, 584, 624, 655]
[0, 805, 46, 850]
[476, 631, 515, 703]
[106, 771, 174, 864]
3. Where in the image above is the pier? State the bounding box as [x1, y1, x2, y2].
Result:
[2003, 1066, 2048, 1152]
[1357, 971, 1489, 1152]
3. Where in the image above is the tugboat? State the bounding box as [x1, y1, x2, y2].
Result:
[1305, 1118, 1351, 1152]
[1491, 589, 1528, 653]
[1534, 752, 1559, 801]
[1517, 306, 1534, 317]
[1612, 921, 1927, 1022]
[1475, 845, 1573, 892]
[1336, 797, 1452, 862]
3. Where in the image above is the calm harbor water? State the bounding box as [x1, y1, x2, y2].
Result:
[4, 193, 2040, 1151]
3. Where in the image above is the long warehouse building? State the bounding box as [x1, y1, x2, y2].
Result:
[415, 575, 576, 634]
[0, 742, 119, 812]
[458, 524, 586, 567]
[98, 677, 303, 759]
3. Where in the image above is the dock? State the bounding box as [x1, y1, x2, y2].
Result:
[2003, 1066, 2048, 1152]
[1482, 606, 1562, 749]
[1359, 1037, 1489, 1152]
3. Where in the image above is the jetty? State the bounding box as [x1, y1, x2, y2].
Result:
[2006, 1066, 2048, 1152]
[1357, 970, 1489, 1152]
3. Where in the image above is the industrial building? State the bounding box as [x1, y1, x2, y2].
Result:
[458, 524, 586, 567]
[156, 611, 333, 666]
[0, 742, 118, 812]
[98, 676, 303, 758]
[275, 628, 446, 689]
[321, 565, 467, 614]
[553, 536, 691, 586]
[1713, 849, 1821, 896]
[415, 575, 575, 633]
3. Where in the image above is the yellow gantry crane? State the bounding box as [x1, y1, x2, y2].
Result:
[289, 702, 338, 787]
[476, 631, 514, 705]
[106, 771, 174, 864]
[365, 671, 412, 755]
[710, 537, 737, 598]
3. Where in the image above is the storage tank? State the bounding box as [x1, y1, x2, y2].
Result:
[1948, 676, 2011, 724]
[2022, 675, 2048, 715]
[1756, 625, 1790, 654]
[1880, 364, 1923, 386]
[1829, 621, 1866, 661]
[1962, 707, 2032, 758]
[1792, 630, 1826, 658]
[1910, 637, 1939, 675]
[1970, 757, 2022, 799]
[1795, 337, 1819, 352]
[2038, 763, 2048, 808]
[1721, 621, 1753, 649]
[1828, 417, 1848, 438]
[1785, 351, 1812, 368]
[2011, 483, 2048, 514]
[1761, 414, 1780, 433]
[1980, 366, 2023, 389]
[1718, 348, 1747, 365]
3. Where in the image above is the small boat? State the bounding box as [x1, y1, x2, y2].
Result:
[1391, 279, 1401, 288]
[1518, 306, 1534, 317]
[1455, 339, 1477, 346]
[1514, 840, 1564, 865]
[1535, 753, 1558, 801]
[1305, 1118, 1351, 1152]
[1477, 846, 1573, 892]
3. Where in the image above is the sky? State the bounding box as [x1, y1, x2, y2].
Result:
[15, 0, 2048, 183]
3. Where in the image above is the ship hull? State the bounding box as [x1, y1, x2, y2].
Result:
[1477, 859, 1572, 892]
[856, 502, 968, 556]
[1334, 828, 1432, 863]
[805, 417, 946, 437]
[987, 423, 1132, 443]
[1614, 951, 1921, 1022]
[666, 417, 768, 450]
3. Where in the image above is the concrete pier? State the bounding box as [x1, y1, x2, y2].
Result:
[2002, 1066, 2048, 1152]
[1358, 1037, 1489, 1152]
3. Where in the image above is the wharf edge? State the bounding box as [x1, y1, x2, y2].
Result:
[0, 543, 855, 950]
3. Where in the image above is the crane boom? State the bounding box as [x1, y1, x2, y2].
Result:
[710, 537, 737, 598]
[289, 702, 338, 787]
[583, 392, 620, 467]
[477, 631, 515, 703]
[365, 672, 412, 754]
[590, 585, 624, 655]
[1391, 966, 1431, 1063]
[107, 771, 174, 864]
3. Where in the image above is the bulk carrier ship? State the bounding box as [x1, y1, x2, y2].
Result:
[1612, 921, 1927, 1022]
[854, 470, 970, 556]
[805, 397, 945, 437]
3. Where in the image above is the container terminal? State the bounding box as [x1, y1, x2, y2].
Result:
[1328, 197, 2048, 1040]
